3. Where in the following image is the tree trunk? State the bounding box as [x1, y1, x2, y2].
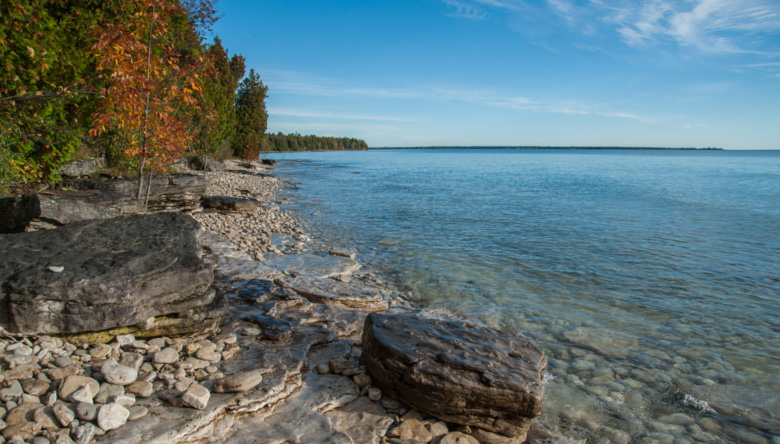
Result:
[138, 2, 156, 200]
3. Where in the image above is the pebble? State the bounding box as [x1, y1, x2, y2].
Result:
[182, 383, 210, 410]
[353, 374, 372, 388]
[127, 405, 148, 421]
[22, 380, 51, 397]
[125, 381, 154, 398]
[316, 363, 330, 374]
[328, 358, 353, 374]
[211, 369, 264, 393]
[58, 376, 99, 403]
[397, 418, 432, 443]
[368, 387, 382, 401]
[97, 403, 129, 431]
[72, 423, 95, 444]
[75, 403, 98, 421]
[153, 347, 179, 365]
[69, 385, 94, 404]
[52, 403, 75, 428]
[54, 356, 73, 368]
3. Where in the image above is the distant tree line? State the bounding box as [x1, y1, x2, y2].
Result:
[265, 133, 368, 152]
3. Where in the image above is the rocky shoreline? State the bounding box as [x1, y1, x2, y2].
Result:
[0, 160, 549, 444]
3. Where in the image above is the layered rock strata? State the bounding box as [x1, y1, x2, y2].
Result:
[362, 312, 547, 443]
[0, 213, 224, 336]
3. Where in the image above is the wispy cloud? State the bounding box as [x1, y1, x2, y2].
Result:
[271, 108, 410, 122]
[444, 0, 488, 20]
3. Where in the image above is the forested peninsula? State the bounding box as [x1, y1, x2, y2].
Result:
[0, 0, 366, 195]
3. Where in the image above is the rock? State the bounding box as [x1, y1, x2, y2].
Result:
[182, 383, 210, 410]
[0, 380, 24, 401]
[52, 402, 76, 427]
[114, 334, 135, 347]
[398, 418, 433, 443]
[1, 421, 42, 440]
[6, 402, 43, 426]
[316, 363, 330, 374]
[112, 394, 135, 408]
[362, 313, 546, 441]
[0, 194, 118, 234]
[353, 374, 372, 388]
[54, 356, 73, 368]
[127, 405, 148, 421]
[188, 156, 224, 172]
[76, 402, 98, 421]
[275, 276, 388, 312]
[125, 381, 154, 398]
[153, 347, 180, 364]
[48, 364, 79, 381]
[201, 196, 263, 213]
[439, 432, 480, 444]
[58, 159, 102, 178]
[368, 387, 382, 402]
[265, 254, 361, 279]
[69, 385, 94, 404]
[97, 402, 129, 431]
[4, 364, 39, 382]
[100, 360, 137, 385]
[94, 383, 124, 405]
[211, 369, 264, 393]
[118, 352, 144, 370]
[329, 248, 357, 259]
[0, 213, 226, 336]
[328, 358, 354, 375]
[58, 376, 100, 403]
[72, 423, 96, 444]
[261, 158, 276, 166]
[22, 379, 51, 397]
[33, 406, 59, 431]
[89, 344, 111, 359]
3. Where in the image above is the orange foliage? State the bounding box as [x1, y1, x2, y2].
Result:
[90, 0, 202, 175]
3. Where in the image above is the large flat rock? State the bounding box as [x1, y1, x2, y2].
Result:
[0, 213, 219, 335]
[261, 253, 360, 279]
[274, 276, 389, 312]
[362, 312, 547, 442]
[0, 194, 119, 233]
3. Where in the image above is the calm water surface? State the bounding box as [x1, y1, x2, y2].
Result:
[268, 149, 780, 443]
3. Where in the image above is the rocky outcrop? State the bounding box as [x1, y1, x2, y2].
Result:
[362, 312, 547, 443]
[62, 173, 206, 213]
[201, 196, 263, 213]
[0, 194, 119, 233]
[0, 213, 225, 336]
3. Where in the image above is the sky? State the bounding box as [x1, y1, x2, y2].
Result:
[211, 0, 780, 149]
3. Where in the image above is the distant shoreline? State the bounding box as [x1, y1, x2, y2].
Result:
[369, 146, 724, 150]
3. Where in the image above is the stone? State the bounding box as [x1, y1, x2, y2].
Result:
[265, 254, 361, 280]
[362, 313, 547, 440]
[368, 387, 382, 402]
[54, 356, 73, 368]
[111, 394, 135, 408]
[94, 383, 124, 405]
[6, 402, 43, 426]
[182, 383, 210, 410]
[125, 381, 154, 398]
[316, 363, 330, 374]
[58, 159, 102, 178]
[52, 402, 76, 427]
[89, 344, 111, 359]
[33, 406, 59, 431]
[329, 248, 357, 259]
[127, 405, 148, 421]
[0, 213, 228, 336]
[58, 376, 100, 403]
[69, 385, 93, 404]
[0, 381, 24, 401]
[118, 352, 144, 370]
[100, 360, 137, 385]
[48, 365, 79, 381]
[353, 374, 372, 388]
[398, 418, 433, 442]
[97, 403, 129, 431]
[439, 432, 480, 444]
[21, 379, 52, 396]
[1, 421, 42, 440]
[328, 358, 354, 375]
[201, 196, 263, 213]
[274, 276, 388, 312]
[195, 346, 220, 362]
[211, 369, 264, 393]
[72, 423, 96, 444]
[76, 402, 98, 421]
[115, 334, 135, 347]
[153, 347, 179, 365]
[4, 364, 39, 382]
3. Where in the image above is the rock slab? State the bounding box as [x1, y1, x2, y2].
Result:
[0, 213, 222, 335]
[362, 313, 547, 441]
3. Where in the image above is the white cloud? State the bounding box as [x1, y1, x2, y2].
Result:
[271, 108, 410, 122]
[444, 0, 488, 20]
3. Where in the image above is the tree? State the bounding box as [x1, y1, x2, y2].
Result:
[232, 68, 268, 160]
[90, 0, 205, 202]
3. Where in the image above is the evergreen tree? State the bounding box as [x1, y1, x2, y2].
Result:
[232, 68, 268, 160]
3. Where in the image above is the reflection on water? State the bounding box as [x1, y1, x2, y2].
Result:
[269, 149, 780, 443]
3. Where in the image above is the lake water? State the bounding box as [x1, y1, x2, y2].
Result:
[267, 149, 780, 443]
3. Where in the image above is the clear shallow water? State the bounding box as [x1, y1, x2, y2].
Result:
[268, 149, 780, 443]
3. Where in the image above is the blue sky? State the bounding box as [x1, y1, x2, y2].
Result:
[211, 0, 780, 149]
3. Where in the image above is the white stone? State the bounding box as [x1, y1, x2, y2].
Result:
[97, 403, 130, 431]
[182, 383, 210, 410]
[101, 360, 138, 386]
[153, 347, 179, 365]
[69, 385, 93, 404]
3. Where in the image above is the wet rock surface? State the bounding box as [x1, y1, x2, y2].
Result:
[0, 213, 222, 335]
[362, 312, 547, 441]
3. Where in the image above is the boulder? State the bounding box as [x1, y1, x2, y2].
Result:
[0, 213, 225, 335]
[362, 313, 546, 442]
[0, 194, 119, 233]
[58, 158, 103, 178]
[188, 156, 224, 172]
[201, 195, 263, 213]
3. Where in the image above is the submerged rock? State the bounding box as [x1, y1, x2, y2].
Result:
[362, 312, 547, 442]
[274, 276, 389, 312]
